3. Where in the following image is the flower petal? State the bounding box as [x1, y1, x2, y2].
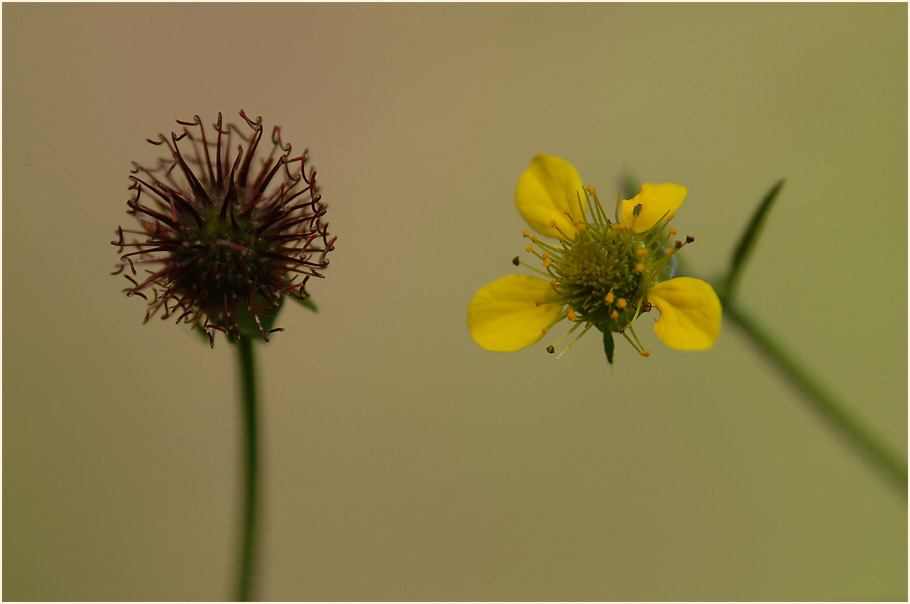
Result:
[647, 277, 721, 351]
[467, 275, 564, 351]
[515, 154, 586, 239]
[620, 183, 688, 233]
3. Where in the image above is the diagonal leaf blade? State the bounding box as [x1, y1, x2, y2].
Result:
[724, 179, 785, 300]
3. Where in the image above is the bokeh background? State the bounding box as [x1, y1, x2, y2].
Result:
[3, 3, 907, 601]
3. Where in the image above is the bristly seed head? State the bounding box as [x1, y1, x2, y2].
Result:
[112, 111, 336, 346]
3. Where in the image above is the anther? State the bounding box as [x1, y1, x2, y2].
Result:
[526, 244, 534, 252]
[586, 186, 597, 196]
[542, 252, 551, 268]
[636, 249, 648, 257]
[675, 240, 683, 249]
[635, 262, 645, 272]
[531, 234, 538, 243]
[642, 303, 652, 312]
[642, 349, 651, 357]
[535, 298, 542, 307]
[668, 228, 677, 235]
[610, 310, 619, 320]
[550, 219, 558, 228]
[617, 298, 628, 309]
[611, 224, 624, 231]
[546, 345, 555, 354]
[566, 308, 578, 322]
[549, 279, 556, 287]
[523, 230, 530, 237]
[605, 291, 615, 304]
[686, 235, 695, 243]
[541, 327, 549, 335]
[512, 256, 520, 266]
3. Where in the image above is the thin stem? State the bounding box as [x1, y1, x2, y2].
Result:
[723, 298, 907, 495]
[236, 337, 260, 601]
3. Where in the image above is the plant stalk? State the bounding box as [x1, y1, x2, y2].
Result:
[723, 298, 907, 495]
[236, 337, 260, 601]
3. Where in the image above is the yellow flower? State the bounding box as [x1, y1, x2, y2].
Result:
[466, 154, 721, 359]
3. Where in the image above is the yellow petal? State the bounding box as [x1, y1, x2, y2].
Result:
[647, 277, 721, 351]
[467, 275, 564, 351]
[620, 183, 688, 233]
[515, 154, 586, 239]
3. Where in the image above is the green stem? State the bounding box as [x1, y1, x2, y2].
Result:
[723, 298, 907, 495]
[236, 337, 259, 601]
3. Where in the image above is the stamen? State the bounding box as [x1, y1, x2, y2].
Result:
[626, 325, 649, 357]
[605, 291, 615, 304]
[585, 186, 610, 225]
[546, 345, 555, 354]
[549, 218, 572, 240]
[617, 298, 628, 309]
[635, 262, 645, 272]
[610, 310, 619, 320]
[686, 235, 695, 243]
[515, 257, 550, 277]
[556, 322, 594, 359]
[523, 230, 530, 237]
[541, 326, 549, 335]
[668, 228, 677, 235]
[535, 299, 542, 307]
[526, 244, 534, 252]
[512, 256, 520, 266]
[566, 308, 578, 322]
[621, 329, 647, 356]
[635, 249, 648, 257]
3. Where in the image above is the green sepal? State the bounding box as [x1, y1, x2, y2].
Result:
[620, 173, 641, 202]
[290, 295, 318, 313]
[722, 179, 785, 301]
[602, 329, 615, 365]
[235, 294, 286, 342]
[192, 324, 215, 348]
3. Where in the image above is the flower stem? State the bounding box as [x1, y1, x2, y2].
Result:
[236, 337, 260, 601]
[723, 298, 908, 496]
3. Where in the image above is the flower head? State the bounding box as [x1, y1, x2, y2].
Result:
[467, 154, 721, 359]
[113, 111, 336, 346]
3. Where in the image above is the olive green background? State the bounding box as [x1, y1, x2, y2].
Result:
[3, 3, 907, 601]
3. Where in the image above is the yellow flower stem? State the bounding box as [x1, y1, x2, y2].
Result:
[723, 297, 908, 496]
[235, 337, 260, 600]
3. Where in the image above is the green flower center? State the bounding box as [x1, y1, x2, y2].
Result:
[553, 225, 656, 332]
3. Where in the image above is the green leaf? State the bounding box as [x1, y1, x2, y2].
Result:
[723, 180, 785, 301]
[602, 329, 615, 365]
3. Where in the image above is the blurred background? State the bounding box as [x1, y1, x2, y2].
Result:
[3, 3, 906, 601]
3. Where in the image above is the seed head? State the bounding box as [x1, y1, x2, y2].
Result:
[112, 111, 336, 346]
